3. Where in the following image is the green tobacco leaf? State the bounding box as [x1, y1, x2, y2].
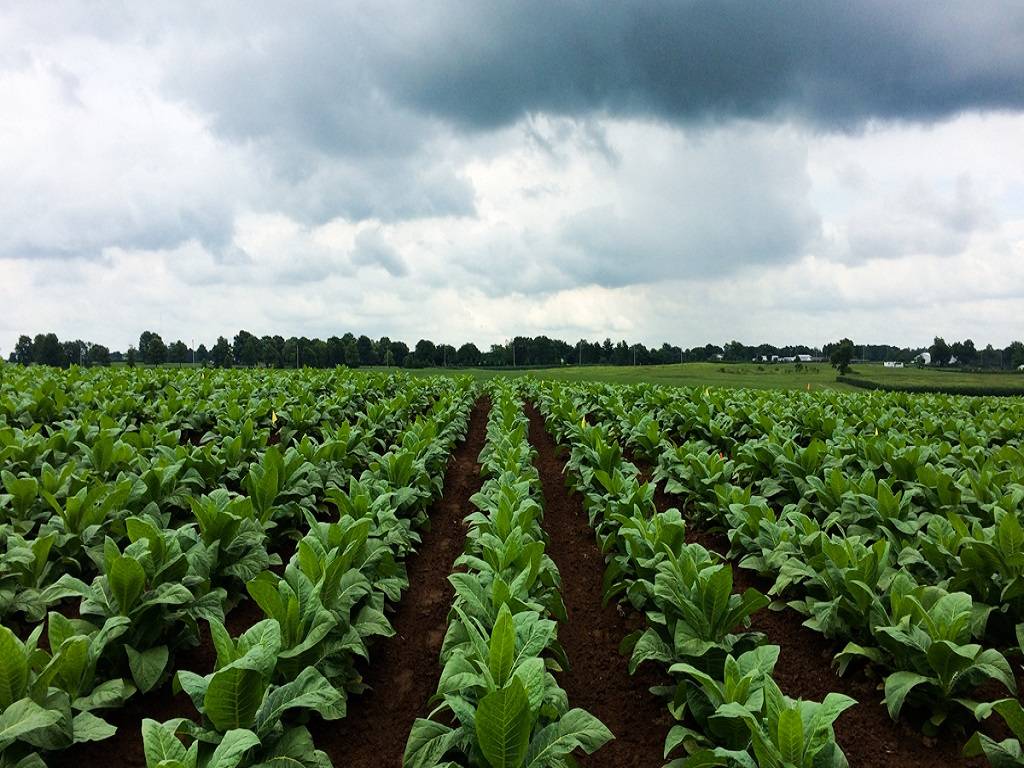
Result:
[127, 645, 170, 693]
[0, 626, 28, 709]
[204, 667, 267, 731]
[476, 678, 531, 768]
[524, 708, 613, 767]
[489, 604, 516, 687]
[405, 719, 458, 768]
[994, 698, 1024, 741]
[776, 708, 803, 765]
[109, 555, 146, 615]
[206, 728, 260, 768]
[884, 671, 929, 720]
[254, 667, 345, 737]
[71, 711, 117, 743]
[248, 725, 327, 768]
[0, 698, 62, 749]
[142, 718, 187, 765]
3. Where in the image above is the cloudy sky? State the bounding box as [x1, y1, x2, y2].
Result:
[3, 1, 1024, 354]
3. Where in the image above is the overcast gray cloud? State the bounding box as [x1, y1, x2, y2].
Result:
[1, 2, 1024, 352]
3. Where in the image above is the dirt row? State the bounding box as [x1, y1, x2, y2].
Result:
[50, 399, 983, 767]
[311, 397, 491, 765]
[645, 480, 981, 768]
[50, 399, 491, 768]
[525, 405, 673, 767]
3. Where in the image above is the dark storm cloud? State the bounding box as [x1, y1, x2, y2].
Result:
[373, 0, 1024, 130]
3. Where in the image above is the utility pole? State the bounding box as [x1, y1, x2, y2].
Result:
[633, 345, 637, 366]
[296, 342, 299, 369]
[191, 338, 195, 366]
[578, 339, 582, 367]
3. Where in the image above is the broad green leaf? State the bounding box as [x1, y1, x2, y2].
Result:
[127, 645, 170, 693]
[0, 626, 28, 709]
[142, 718, 187, 765]
[405, 719, 458, 768]
[476, 678, 531, 768]
[524, 708, 613, 767]
[489, 604, 516, 687]
[776, 708, 803, 765]
[206, 728, 260, 768]
[884, 671, 929, 719]
[254, 668, 345, 737]
[71, 711, 117, 744]
[109, 555, 146, 615]
[204, 667, 267, 731]
[0, 698, 62, 749]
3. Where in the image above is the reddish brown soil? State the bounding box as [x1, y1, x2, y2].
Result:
[639, 462, 985, 768]
[311, 397, 490, 767]
[51, 402, 488, 768]
[526, 405, 672, 767]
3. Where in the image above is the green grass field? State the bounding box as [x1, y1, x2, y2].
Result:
[843, 365, 1024, 390]
[376, 362, 853, 391]
[381, 361, 1024, 394]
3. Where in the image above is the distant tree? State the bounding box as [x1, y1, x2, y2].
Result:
[980, 343, 996, 368]
[86, 344, 110, 366]
[437, 344, 456, 367]
[343, 338, 360, 368]
[1008, 340, 1024, 369]
[195, 344, 209, 364]
[929, 337, 951, 366]
[13, 335, 33, 365]
[414, 339, 436, 368]
[723, 340, 747, 362]
[126, 346, 138, 367]
[374, 336, 391, 366]
[145, 335, 167, 365]
[233, 330, 259, 367]
[62, 340, 88, 367]
[390, 340, 409, 366]
[356, 335, 377, 366]
[210, 336, 232, 368]
[829, 338, 855, 374]
[168, 340, 189, 364]
[138, 331, 154, 357]
[456, 342, 481, 366]
[954, 339, 978, 367]
[33, 333, 62, 367]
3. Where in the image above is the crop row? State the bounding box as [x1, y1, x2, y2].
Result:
[573, 380, 1024, 762]
[405, 384, 611, 767]
[0, 369, 475, 767]
[530, 380, 854, 768]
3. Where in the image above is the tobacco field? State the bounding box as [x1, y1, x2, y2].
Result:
[1, 365, 1023, 767]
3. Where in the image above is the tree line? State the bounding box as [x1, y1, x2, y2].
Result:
[6, 330, 1024, 371]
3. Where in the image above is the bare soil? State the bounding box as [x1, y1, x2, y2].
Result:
[52, 401, 489, 768]
[645, 469, 984, 767]
[527, 405, 673, 767]
[311, 397, 491, 767]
